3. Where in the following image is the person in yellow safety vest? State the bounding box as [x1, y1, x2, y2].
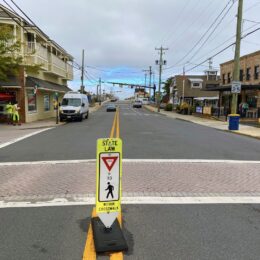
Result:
[5, 101, 13, 125]
[12, 101, 21, 126]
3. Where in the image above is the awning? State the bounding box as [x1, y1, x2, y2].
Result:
[206, 84, 260, 91]
[188, 78, 204, 83]
[194, 96, 219, 101]
[0, 76, 20, 88]
[26, 77, 71, 93]
[0, 93, 16, 101]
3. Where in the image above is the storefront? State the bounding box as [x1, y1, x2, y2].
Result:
[207, 85, 260, 119]
[0, 76, 71, 123]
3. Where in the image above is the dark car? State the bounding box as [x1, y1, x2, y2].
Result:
[106, 104, 117, 112]
[133, 100, 142, 108]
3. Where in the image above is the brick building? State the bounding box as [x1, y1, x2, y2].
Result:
[209, 50, 260, 118]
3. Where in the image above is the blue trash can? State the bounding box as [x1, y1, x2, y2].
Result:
[228, 114, 240, 130]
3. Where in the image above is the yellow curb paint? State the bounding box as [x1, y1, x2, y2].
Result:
[82, 208, 97, 260]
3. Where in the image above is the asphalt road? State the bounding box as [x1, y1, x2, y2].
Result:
[0, 101, 260, 161]
[0, 204, 259, 260]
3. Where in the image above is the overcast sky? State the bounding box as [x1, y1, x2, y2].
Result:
[5, 0, 260, 98]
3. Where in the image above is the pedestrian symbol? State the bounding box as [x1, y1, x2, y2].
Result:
[106, 182, 114, 199]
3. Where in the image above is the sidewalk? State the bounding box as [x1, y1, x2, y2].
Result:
[0, 102, 103, 146]
[144, 105, 260, 139]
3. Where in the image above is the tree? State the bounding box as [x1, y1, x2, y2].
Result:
[163, 77, 174, 96]
[0, 25, 41, 81]
[0, 25, 22, 81]
[162, 77, 173, 103]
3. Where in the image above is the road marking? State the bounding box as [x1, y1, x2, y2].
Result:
[110, 109, 119, 138]
[110, 212, 123, 260]
[0, 159, 260, 166]
[1, 196, 260, 208]
[0, 128, 53, 149]
[83, 207, 97, 260]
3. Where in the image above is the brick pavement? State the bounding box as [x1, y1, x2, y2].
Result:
[0, 161, 259, 202]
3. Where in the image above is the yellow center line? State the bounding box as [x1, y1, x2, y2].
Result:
[110, 109, 118, 138]
[110, 212, 123, 260]
[83, 107, 123, 260]
[82, 208, 97, 260]
[116, 108, 120, 138]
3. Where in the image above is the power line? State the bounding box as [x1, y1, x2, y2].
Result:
[169, 0, 235, 69]
[182, 27, 260, 75]
[187, 1, 236, 63]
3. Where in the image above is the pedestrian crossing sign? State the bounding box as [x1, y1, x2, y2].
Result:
[96, 138, 122, 215]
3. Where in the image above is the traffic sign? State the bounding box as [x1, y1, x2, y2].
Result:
[231, 81, 241, 94]
[96, 138, 122, 228]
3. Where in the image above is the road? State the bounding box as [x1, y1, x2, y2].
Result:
[0, 101, 260, 161]
[0, 101, 260, 259]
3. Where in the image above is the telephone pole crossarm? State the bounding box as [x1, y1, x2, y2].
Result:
[155, 46, 168, 112]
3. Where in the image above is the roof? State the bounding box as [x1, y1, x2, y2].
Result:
[26, 77, 71, 93]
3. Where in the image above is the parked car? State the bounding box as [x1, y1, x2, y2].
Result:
[106, 104, 117, 112]
[59, 91, 89, 122]
[133, 100, 142, 108]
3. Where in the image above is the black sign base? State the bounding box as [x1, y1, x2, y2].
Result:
[91, 217, 128, 253]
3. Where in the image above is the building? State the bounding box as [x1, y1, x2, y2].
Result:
[0, 4, 73, 123]
[220, 51, 260, 118]
[134, 88, 149, 100]
[172, 69, 219, 109]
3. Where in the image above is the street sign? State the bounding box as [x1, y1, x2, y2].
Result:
[231, 81, 241, 94]
[96, 138, 122, 228]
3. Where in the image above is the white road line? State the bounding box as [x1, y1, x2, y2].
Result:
[0, 196, 259, 208]
[0, 158, 260, 166]
[0, 128, 54, 149]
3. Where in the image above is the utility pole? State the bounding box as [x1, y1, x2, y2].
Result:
[99, 77, 102, 105]
[80, 49, 85, 94]
[231, 0, 243, 114]
[149, 66, 152, 98]
[182, 65, 185, 105]
[155, 46, 168, 112]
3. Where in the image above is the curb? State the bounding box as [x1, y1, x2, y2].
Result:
[144, 105, 260, 140]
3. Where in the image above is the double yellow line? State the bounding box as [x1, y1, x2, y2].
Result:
[110, 108, 120, 138]
[83, 107, 123, 260]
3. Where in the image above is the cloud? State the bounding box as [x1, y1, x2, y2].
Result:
[8, 0, 260, 98]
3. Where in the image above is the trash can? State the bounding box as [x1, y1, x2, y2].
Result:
[228, 114, 240, 130]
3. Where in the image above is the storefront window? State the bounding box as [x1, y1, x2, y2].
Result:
[44, 94, 50, 111]
[27, 90, 37, 112]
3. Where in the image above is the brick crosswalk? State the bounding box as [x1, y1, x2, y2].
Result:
[0, 160, 259, 202]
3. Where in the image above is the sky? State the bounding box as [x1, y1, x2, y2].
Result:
[3, 0, 260, 99]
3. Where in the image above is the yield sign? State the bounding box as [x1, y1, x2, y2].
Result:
[102, 156, 118, 172]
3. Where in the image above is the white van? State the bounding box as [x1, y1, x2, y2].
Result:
[59, 91, 89, 121]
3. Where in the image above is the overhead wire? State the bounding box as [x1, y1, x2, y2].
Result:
[167, 0, 235, 70]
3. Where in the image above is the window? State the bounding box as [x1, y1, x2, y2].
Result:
[254, 65, 259, 80]
[27, 90, 37, 112]
[222, 74, 225, 84]
[192, 82, 202, 88]
[246, 68, 251, 81]
[227, 73, 231, 83]
[44, 94, 50, 111]
[61, 98, 81, 107]
[240, 70, 243, 81]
